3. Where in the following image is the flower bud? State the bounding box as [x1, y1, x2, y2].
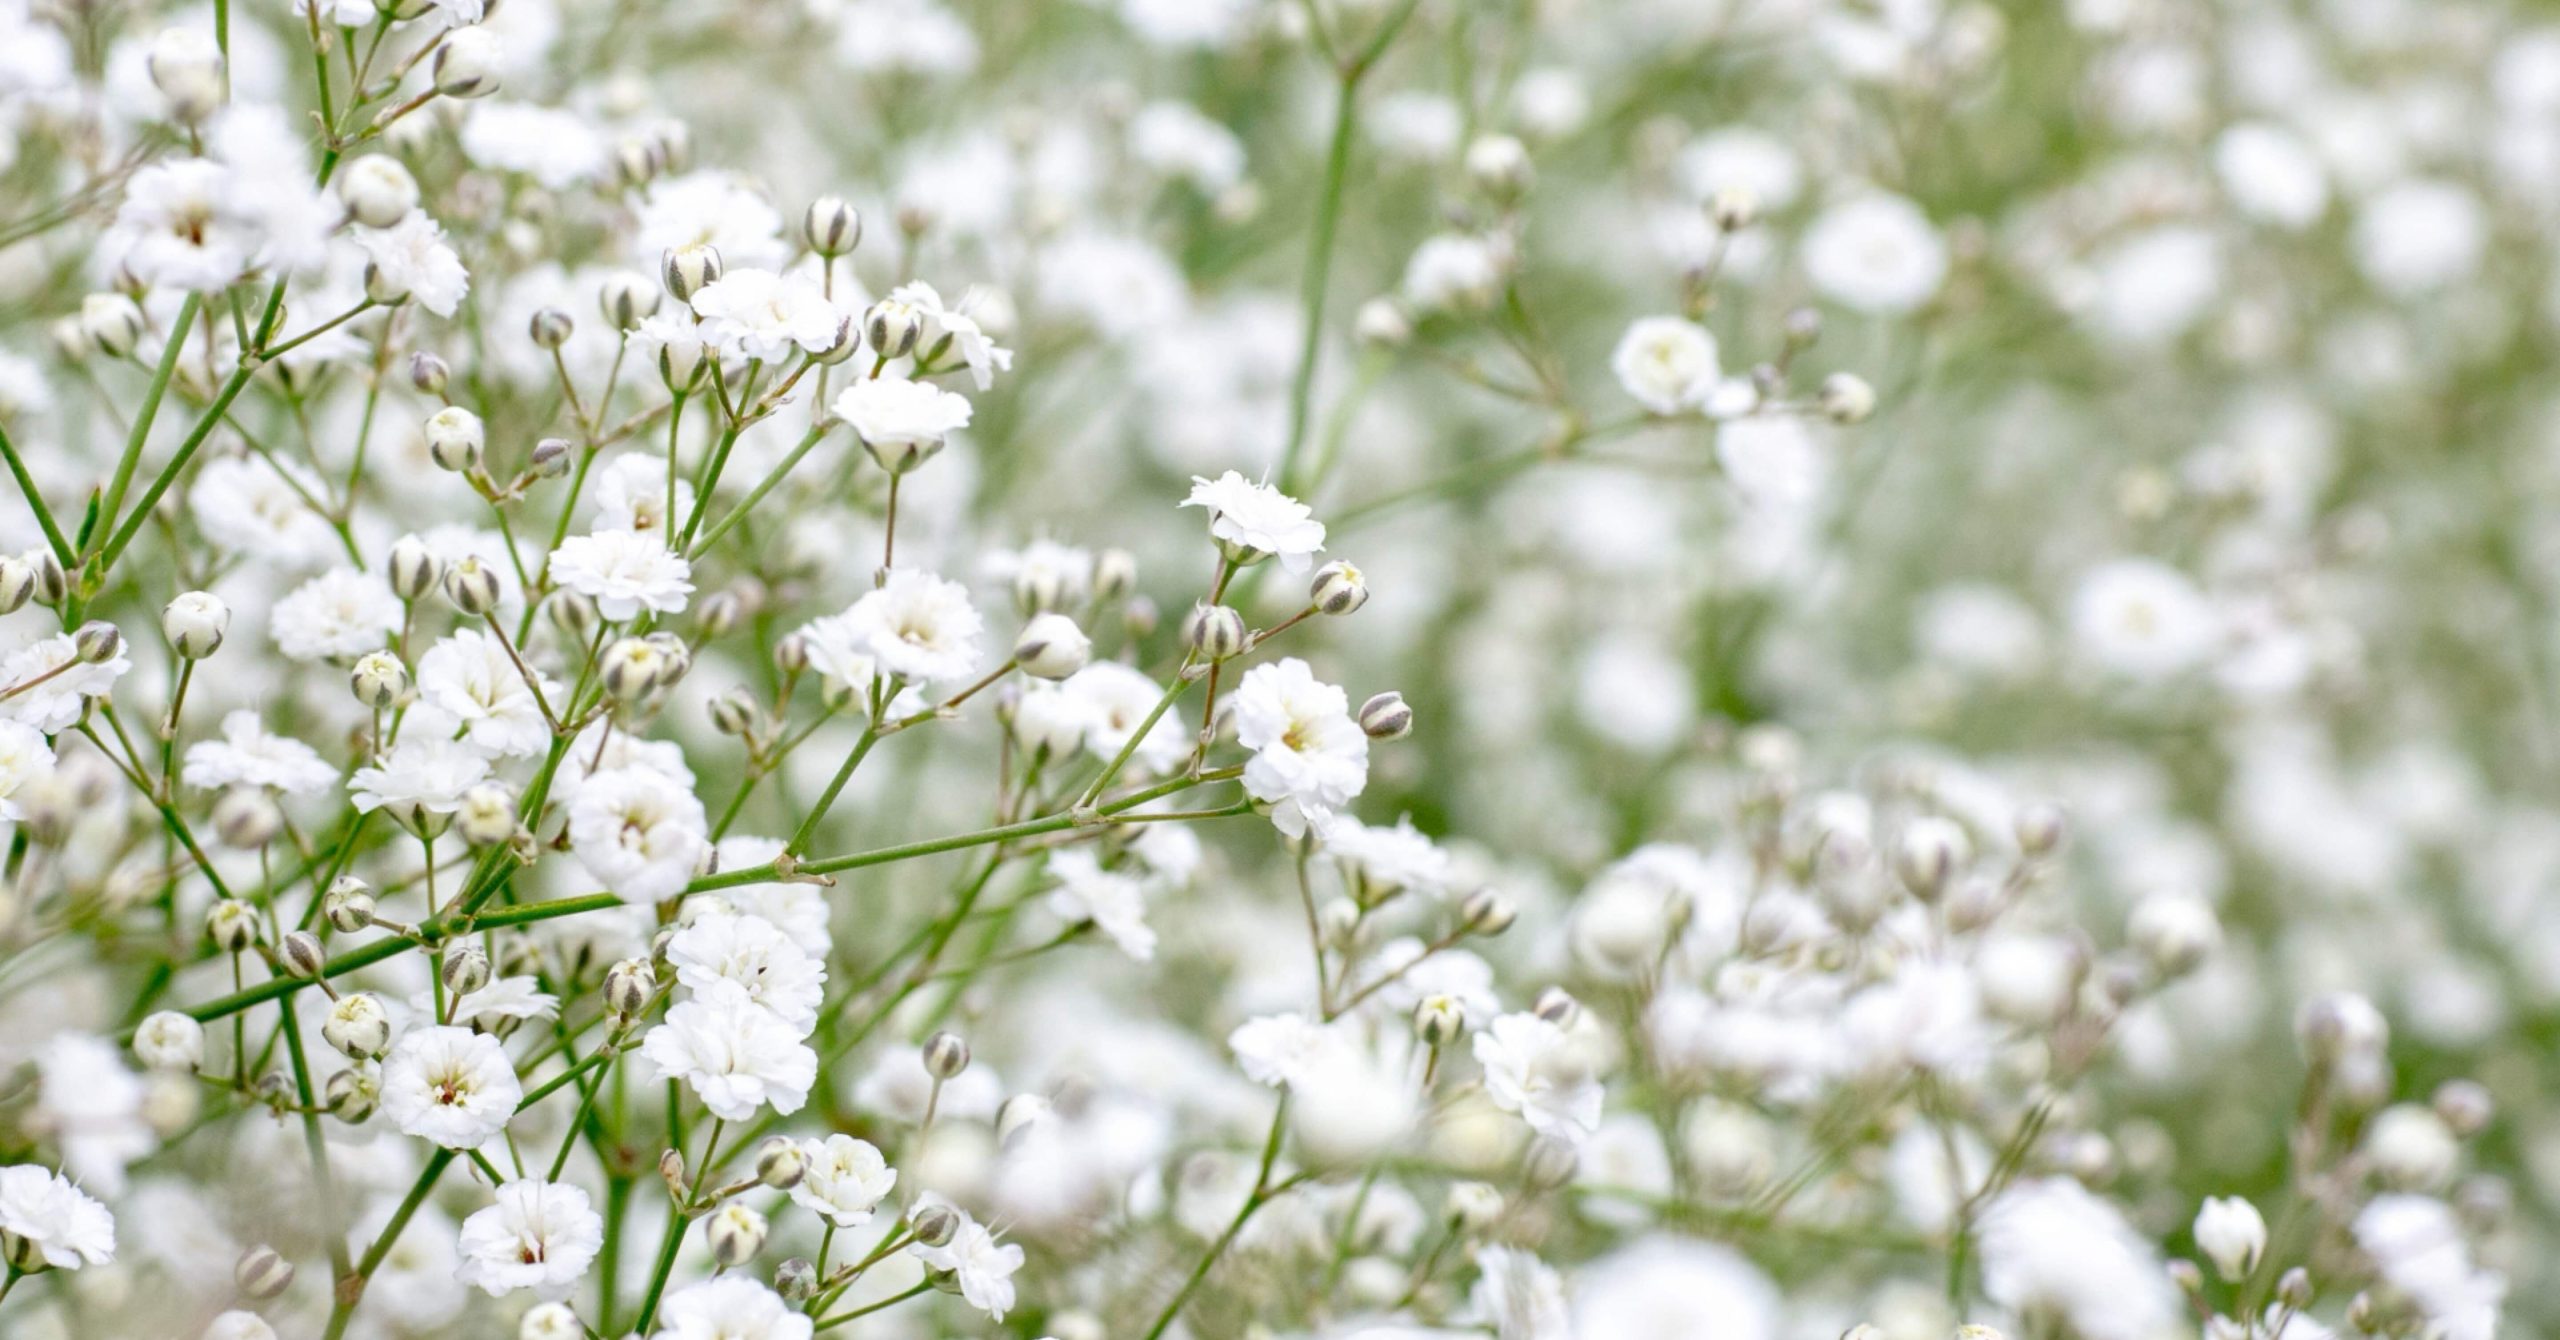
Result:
[705, 1203, 767, 1267]
[1309, 560, 1368, 616]
[325, 876, 377, 932]
[1893, 817, 1968, 901]
[1180, 603, 1247, 662]
[1445, 1181, 1502, 1232]
[278, 929, 327, 979]
[658, 328, 708, 391]
[234, 1244, 293, 1299]
[773, 1256, 818, 1301]
[1460, 887, 1515, 937]
[323, 993, 392, 1060]
[212, 787, 281, 849]
[1783, 306, 1823, 346]
[922, 1030, 970, 1080]
[0, 557, 34, 616]
[1464, 134, 1532, 200]
[338, 156, 419, 230]
[1521, 1135, 1578, 1190]
[528, 307, 574, 351]
[529, 438, 575, 483]
[1358, 691, 1412, 741]
[864, 299, 922, 359]
[432, 26, 503, 98]
[658, 1148, 688, 1200]
[908, 1201, 960, 1247]
[2014, 800, 2068, 857]
[74, 621, 123, 664]
[206, 898, 261, 953]
[351, 651, 409, 709]
[755, 1137, 806, 1189]
[378, 539, 441, 605]
[24, 549, 64, 606]
[84, 295, 148, 362]
[804, 196, 863, 257]
[1413, 994, 1465, 1048]
[2128, 893, 2219, 979]
[442, 556, 503, 615]
[709, 687, 761, 738]
[133, 1011, 205, 1071]
[1532, 985, 1580, 1028]
[2192, 1196, 2265, 1282]
[362, 258, 414, 307]
[605, 958, 655, 1020]
[456, 783, 517, 846]
[519, 1302, 580, 1340]
[773, 632, 812, 677]
[147, 28, 226, 124]
[2433, 1079, 2494, 1138]
[599, 270, 659, 330]
[663, 244, 722, 302]
[442, 942, 492, 998]
[2276, 1267, 2313, 1310]
[2296, 991, 2388, 1066]
[1818, 372, 1877, 425]
[1710, 185, 1759, 231]
[601, 637, 664, 701]
[1013, 614, 1091, 680]
[423, 407, 485, 473]
[1093, 549, 1138, 601]
[163, 591, 230, 658]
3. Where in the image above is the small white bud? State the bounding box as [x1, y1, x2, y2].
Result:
[1358, 691, 1412, 741]
[455, 783, 517, 846]
[663, 245, 723, 303]
[907, 1200, 959, 1246]
[804, 196, 863, 257]
[1309, 560, 1368, 616]
[755, 1137, 806, 1189]
[324, 876, 376, 933]
[2295, 991, 2389, 1065]
[1180, 603, 1247, 662]
[441, 556, 503, 616]
[147, 28, 226, 124]
[1894, 816, 1968, 901]
[133, 1011, 205, 1071]
[1710, 185, 1759, 231]
[864, 298, 922, 359]
[423, 406, 485, 473]
[162, 591, 230, 658]
[2192, 1196, 2266, 1282]
[442, 943, 492, 999]
[519, 1302, 581, 1340]
[2127, 893, 2220, 978]
[527, 307, 574, 351]
[2433, 1079, 2494, 1138]
[705, 1203, 767, 1268]
[0, 557, 34, 615]
[1818, 371, 1877, 424]
[599, 270, 659, 329]
[1464, 134, 1532, 199]
[336, 156, 419, 230]
[351, 651, 409, 709]
[1412, 994, 1465, 1048]
[205, 899, 261, 953]
[325, 1066, 377, 1123]
[1460, 887, 1516, 937]
[922, 1030, 970, 1080]
[431, 26, 503, 98]
[278, 930, 327, 979]
[1013, 614, 1092, 680]
[234, 1244, 294, 1299]
[323, 993, 392, 1060]
[1445, 1181, 1502, 1232]
[605, 958, 655, 1019]
[601, 637, 665, 702]
[1093, 549, 1138, 601]
[73, 620, 124, 664]
[387, 535, 444, 602]
[81, 293, 147, 359]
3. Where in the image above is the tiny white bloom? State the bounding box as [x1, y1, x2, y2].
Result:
[551, 528, 695, 621]
[455, 1179, 604, 1298]
[381, 1026, 523, 1149]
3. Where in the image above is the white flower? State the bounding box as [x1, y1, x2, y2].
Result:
[351, 738, 492, 816]
[666, 911, 827, 1031]
[1045, 847, 1156, 961]
[0, 1165, 115, 1270]
[788, 1134, 897, 1228]
[1469, 1244, 1570, 1340]
[1183, 471, 1325, 572]
[1228, 1011, 1343, 1089]
[833, 0, 979, 75]
[381, 1026, 523, 1149]
[840, 569, 983, 685]
[355, 211, 472, 316]
[186, 455, 343, 566]
[2353, 1194, 2503, 1340]
[0, 719, 55, 820]
[1324, 815, 1451, 898]
[1061, 661, 1188, 773]
[2193, 1195, 2266, 1282]
[182, 710, 336, 794]
[2070, 558, 2220, 680]
[1231, 658, 1369, 838]
[551, 528, 695, 621]
[272, 567, 404, 662]
[636, 172, 788, 272]
[569, 766, 711, 903]
[641, 979, 817, 1119]
[0, 633, 131, 734]
[1402, 232, 1508, 312]
[455, 1179, 603, 1298]
[1802, 191, 1946, 314]
[202, 1311, 277, 1340]
[1473, 1012, 1602, 1148]
[35, 1034, 152, 1192]
[106, 159, 256, 291]
[910, 1203, 1025, 1320]
[889, 280, 1014, 389]
[689, 268, 845, 362]
[1610, 317, 1720, 415]
[1570, 1236, 1776, 1340]
[591, 451, 696, 537]
[412, 629, 563, 759]
[832, 377, 972, 460]
[1976, 1178, 2179, 1340]
[1131, 101, 1246, 192]
[652, 1277, 814, 1340]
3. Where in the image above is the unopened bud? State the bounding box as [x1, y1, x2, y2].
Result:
[0, 557, 34, 615]
[663, 245, 722, 303]
[325, 1066, 377, 1122]
[442, 942, 491, 998]
[804, 196, 863, 257]
[340, 156, 420, 230]
[1180, 603, 1247, 662]
[147, 28, 226, 124]
[431, 26, 502, 98]
[163, 591, 230, 658]
[530, 437, 575, 480]
[325, 876, 377, 932]
[599, 271, 659, 330]
[922, 1030, 970, 1080]
[1413, 995, 1465, 1048]
[1309, 561, 1368, 616]
[278, 930, 327, 979]
[1093, 549, 1138, 601]
[1445, 1181, 1502, 1232]
[774, 1257, 818, 1301]
[705, 1203, 767, 1267]
[1464, 134, 1532, 200]
[1359, 691, 1412, 741]
[1817, 372, 1876, 425]
[387, 535, 443, 601]
[1013, 614, 1091, 680]
[864, 299, 922, 359]
[1461, 888, 1516, 937]
[74, 621, 123, 664]
[351, 651, 409, 709]
[455, 783, 516, 846]
[755, 1137, 806, 1189]
[601, 637, 664, 701]
[1894, 817, 1968, 901]
[1710, 186, 1759, 231]
[606, 958, 655, 1019]
[709, 688, 761, 737]
[1532, 985, 1580, 1028]
[234, 1244, 293, 1299]
[441, 556, 503, 615]
[908, 1201, 959, 1247]
[323, 993, 392, 1060]
[408, 350, 450, 397]
[206, 899, 261, 953]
